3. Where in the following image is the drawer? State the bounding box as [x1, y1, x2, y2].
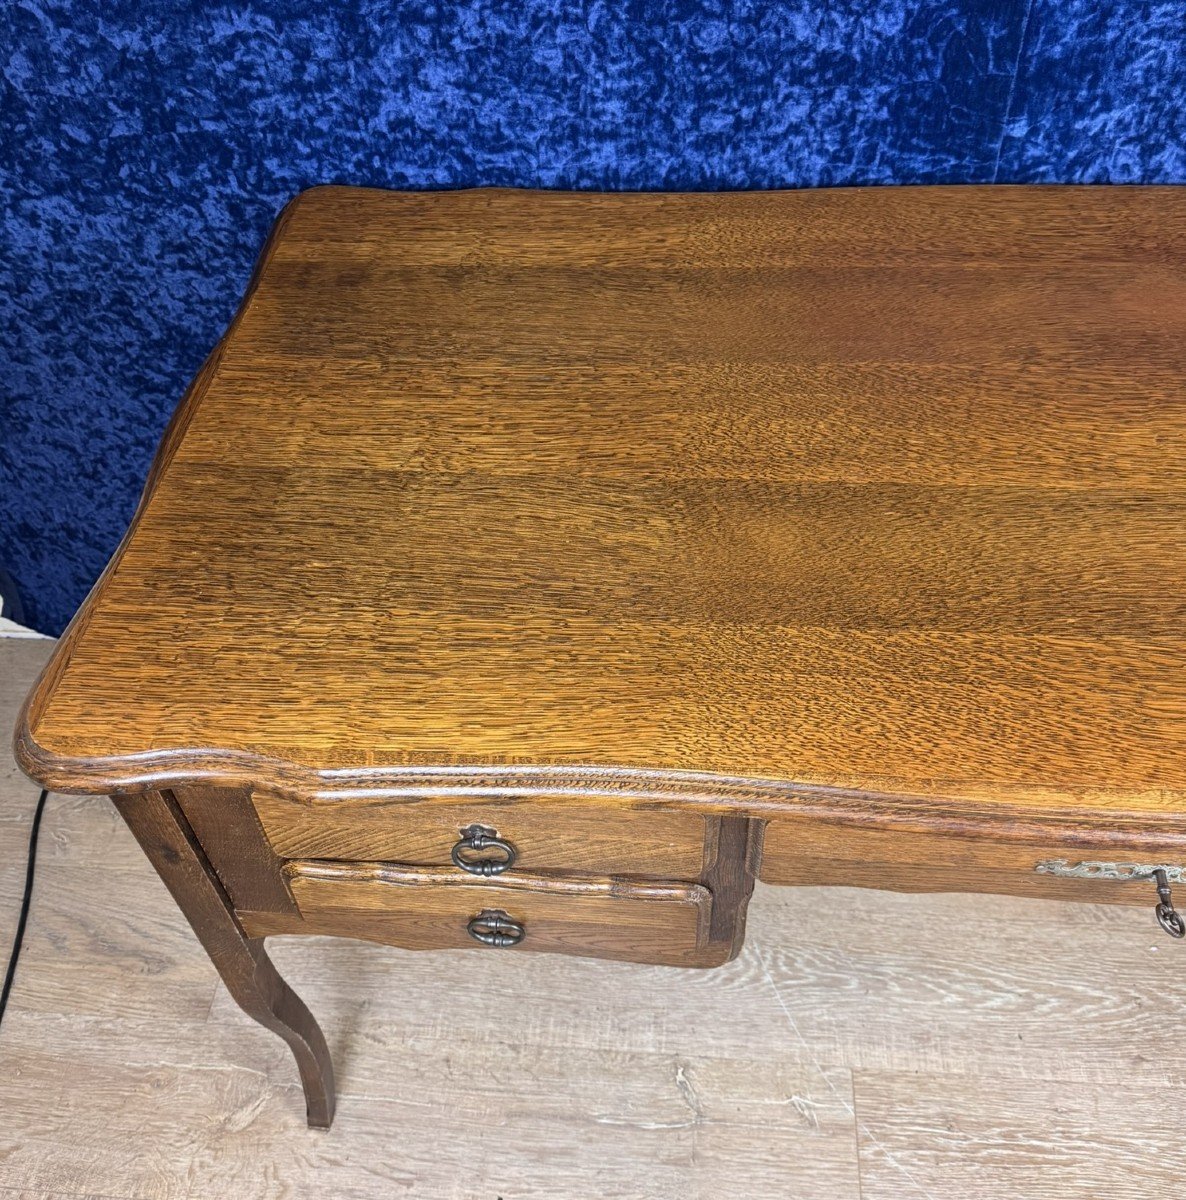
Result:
[759, 816, 1186, 907]
[253, 792, 714, 880]
[280, 859, 716, 966]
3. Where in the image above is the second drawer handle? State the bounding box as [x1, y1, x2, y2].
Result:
[451, 824, 517, 876]
[466, 909, 525, 947]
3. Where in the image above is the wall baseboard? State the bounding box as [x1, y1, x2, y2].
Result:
[0, 617, 49, 639]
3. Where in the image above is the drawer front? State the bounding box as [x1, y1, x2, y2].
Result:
[760, 817, 1186, 907]
[253, 793, 713, 880]
[281, 860, 714, 966]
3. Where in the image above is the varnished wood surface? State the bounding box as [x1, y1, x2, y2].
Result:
[270, 860, 716, 966]
[5, 637, 1186, 1199]
[759, 814, 1186, 905]
[253, 789, 715, 878]
[182, 785, 297, 914]
[15, 186, 1186, 833]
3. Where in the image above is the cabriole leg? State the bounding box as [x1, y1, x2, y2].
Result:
[112, 789, 336, 1128]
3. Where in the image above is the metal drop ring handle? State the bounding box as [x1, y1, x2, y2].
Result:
[1154, 869, 1186, 938]
[451, 824, 516, 876]
[466, 909, 525, 947]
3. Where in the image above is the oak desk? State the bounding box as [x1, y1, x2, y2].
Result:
[15, 186, 1186, 1129]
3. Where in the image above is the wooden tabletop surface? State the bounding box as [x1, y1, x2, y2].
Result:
[17, 185, 1186, 813]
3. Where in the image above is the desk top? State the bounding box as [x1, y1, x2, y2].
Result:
[17, 185, 1186, 820]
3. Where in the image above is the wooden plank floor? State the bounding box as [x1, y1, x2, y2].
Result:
[2, 636, 1184, 1198]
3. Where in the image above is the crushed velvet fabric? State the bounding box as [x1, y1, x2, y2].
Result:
[2, 1, 1183, 633]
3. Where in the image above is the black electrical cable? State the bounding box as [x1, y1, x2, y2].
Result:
[0, 788, 48, 1029]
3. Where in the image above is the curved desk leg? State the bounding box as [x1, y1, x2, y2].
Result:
[112, 789, 336, 1128]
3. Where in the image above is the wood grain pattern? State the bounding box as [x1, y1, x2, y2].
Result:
[752, 883, 1186, 1085]
[253, 790, 714, 879]
[854, 1069, 1186, 1199]
[179, 785, 296, 914]
[759, 815, 1186, 905]
[701, 815, 759, 956]
[269, 859, 718, 966]
[13, 186, 1186, 844]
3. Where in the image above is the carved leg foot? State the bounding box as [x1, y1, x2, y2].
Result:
[113, 789, 336, 1128]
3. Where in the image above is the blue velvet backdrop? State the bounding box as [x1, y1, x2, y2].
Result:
[2, 1, 1184, 634]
